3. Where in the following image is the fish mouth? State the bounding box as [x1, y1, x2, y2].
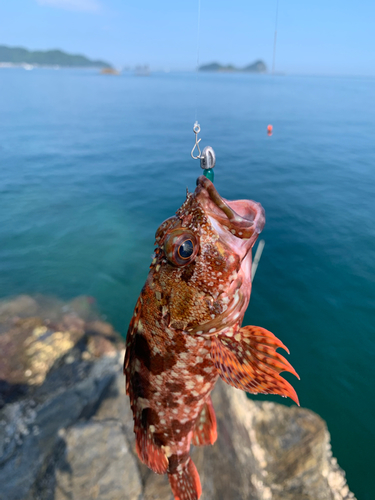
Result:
[195, 175, 265, 251]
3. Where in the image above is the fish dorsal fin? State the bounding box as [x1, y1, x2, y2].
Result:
[210, 325, 300, 405]
[191, 397, 217, 446]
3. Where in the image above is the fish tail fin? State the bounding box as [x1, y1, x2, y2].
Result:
[211, 325, 300, 405]
[191, 397, 217, 446]
[168, 457, 202, 500]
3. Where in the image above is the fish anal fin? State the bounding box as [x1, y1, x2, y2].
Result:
[135, 427, 169, 474]
[211, 325, 300, 406]
[168, 458, 202, 500]
[191, 397, 217, 446]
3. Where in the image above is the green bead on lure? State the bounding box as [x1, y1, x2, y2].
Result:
[203, 168, 214, 182]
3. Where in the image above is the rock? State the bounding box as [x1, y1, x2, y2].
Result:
[141, 379, 355, 500]
[0, 295, 356, 500]
[85, 321, 123, 358]
[54, 421, 142, 500]
[0, 295, 124, 500]
[0, 295, 123, 407]
[0, 355, 121, 500]
[0, 295, 39, 321]
[67, 296, 101, 322]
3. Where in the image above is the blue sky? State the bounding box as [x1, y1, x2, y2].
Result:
[1, 0, 374, 75]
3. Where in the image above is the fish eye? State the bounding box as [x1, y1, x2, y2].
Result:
[178, 239, 194, 259]
[163, 230, 199, 267]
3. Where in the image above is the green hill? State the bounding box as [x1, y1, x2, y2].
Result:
[199, 60, 267, 73]
[0, 45, 111, 68]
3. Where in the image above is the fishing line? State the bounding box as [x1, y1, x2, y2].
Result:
[190, 0, 216, 182]
[195, 0, 201, 123]
[272, 0, 279, 75]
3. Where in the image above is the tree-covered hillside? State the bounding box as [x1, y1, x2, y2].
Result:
[0, 45, 111, 68]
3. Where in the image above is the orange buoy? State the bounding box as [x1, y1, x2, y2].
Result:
[267, 124, 273, 136]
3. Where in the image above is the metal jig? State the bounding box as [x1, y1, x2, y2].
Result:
[191, 121, 216, 171]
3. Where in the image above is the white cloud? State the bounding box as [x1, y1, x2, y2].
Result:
[36, 0, 101, 12]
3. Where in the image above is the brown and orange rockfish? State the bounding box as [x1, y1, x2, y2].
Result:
[124, 176, 299, 500]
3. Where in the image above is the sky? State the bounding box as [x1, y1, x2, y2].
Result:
[0, 0, 374, 75]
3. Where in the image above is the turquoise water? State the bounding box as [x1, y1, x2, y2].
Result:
[0, 68, 374, 499]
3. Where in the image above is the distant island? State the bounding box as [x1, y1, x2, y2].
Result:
[199, 60, 267, 73]
[0, 45, 111, 68]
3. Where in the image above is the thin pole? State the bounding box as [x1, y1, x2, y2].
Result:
[272, 0, 279, 75]
[251, 240, 265, 282]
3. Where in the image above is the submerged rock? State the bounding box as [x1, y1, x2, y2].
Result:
[0, 294, 122, 407]
[0, 295, 356, 500]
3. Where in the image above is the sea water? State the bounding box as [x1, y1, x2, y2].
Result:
[0, 68, 374, 499]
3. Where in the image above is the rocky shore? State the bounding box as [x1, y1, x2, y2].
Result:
[0, 295, 356, 500]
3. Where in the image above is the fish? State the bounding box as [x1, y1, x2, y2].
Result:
[124, 175, 299, 500]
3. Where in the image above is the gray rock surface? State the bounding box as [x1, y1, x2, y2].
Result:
[0, 295, 356, 500]
[0, 356, 120, 500]
[55, 421, 142, 500]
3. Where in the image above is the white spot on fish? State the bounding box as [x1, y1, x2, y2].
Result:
[137, 397, 150, 410]
[162, 445, 172, 457]
[134, 359, 141, 372]
[152, 345, 160, 355]
[166, 328, 174, 339]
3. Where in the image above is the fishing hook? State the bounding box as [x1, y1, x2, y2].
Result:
[191, 121, 202, 159]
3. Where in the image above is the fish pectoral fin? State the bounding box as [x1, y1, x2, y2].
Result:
[168, 457, 202, 500]
[210, 325, 300, 405]
[191, 397, 217, 447]
[135, 426, 169, 474]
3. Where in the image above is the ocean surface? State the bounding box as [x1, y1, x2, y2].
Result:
[0, 68, 374, 499]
